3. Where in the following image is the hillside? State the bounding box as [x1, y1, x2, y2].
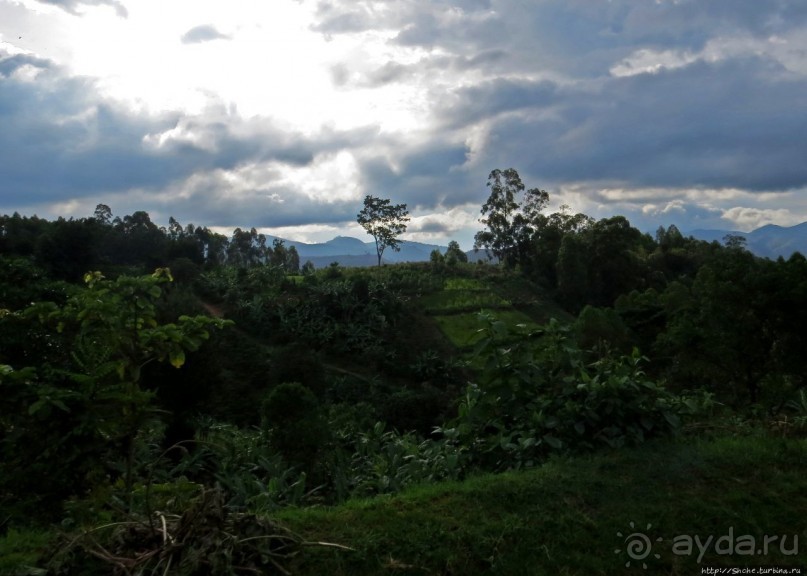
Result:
[3, 208, 807, 575]
[5, 432, 804, 574]
[278, 434, 807, 575]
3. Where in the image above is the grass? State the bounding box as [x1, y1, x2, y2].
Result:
[0, 527, 54, 575]
[277, 433, 807, 575]
[421, 271, 541, 347]
[420, 291, 511, 315]
[432, 309, 538, 350]
[483, 273, 574, 324]
[6, 433, 804, 574]
[443, 278, 488, 291]
[419, 277, 510, 315]
[418, 270, 570, 353]
[5, 266, 802, 574]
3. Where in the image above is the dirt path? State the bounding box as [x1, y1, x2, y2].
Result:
[200, 301, 225, 318]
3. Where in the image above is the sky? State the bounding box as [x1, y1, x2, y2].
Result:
[1, 0, 807, 249]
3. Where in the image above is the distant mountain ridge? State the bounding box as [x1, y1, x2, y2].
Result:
[266, 222, 807, 268]
[687, 222, 807, 259]
[266, 235, 451, 268]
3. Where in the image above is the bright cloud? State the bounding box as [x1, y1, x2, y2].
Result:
[722, 206, 805, 231]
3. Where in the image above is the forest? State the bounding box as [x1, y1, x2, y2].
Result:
[1, 169, 806, 574]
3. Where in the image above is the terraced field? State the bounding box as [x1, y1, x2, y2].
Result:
[423, 276, 541, 352]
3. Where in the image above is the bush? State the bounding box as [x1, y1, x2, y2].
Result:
[449, 316, 684, 470]
[327, 422, 465, 500]
[379, 385, 451, 436]
[261, 383, 329, 473]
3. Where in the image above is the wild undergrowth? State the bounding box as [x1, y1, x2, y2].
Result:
[3, 264, 806, 575]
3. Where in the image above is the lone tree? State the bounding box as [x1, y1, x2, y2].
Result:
[474, 168, 549, 267]
[357, 195, 410, 266]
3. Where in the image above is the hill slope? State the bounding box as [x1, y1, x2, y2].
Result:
[279, 434, 807, 575]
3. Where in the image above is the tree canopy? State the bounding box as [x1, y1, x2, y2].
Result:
[473, 168, 549, 267]
[356, 195, 410, 266]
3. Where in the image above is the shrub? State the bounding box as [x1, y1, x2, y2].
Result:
[261, 383, 329, 473]
[448, 316, 683, 470]
[327, 422, 465, 500]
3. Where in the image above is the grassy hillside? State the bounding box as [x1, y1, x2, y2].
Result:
[278, 433, 807, 575]
[3, 432, 803, 574]
[422, 272, 571, 355]
[3, 262, 806, 575]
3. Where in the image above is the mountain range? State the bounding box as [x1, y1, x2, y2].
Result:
[687, 222, 807, 259]
[269, 236, 459, 268]
[269, 222, 807, 268]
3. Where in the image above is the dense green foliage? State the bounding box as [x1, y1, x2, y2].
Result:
[474, 168, 550, 267]
[1, 182, 806, 573]
[445, 317, 692, 471]
[0, 270, 229, 519]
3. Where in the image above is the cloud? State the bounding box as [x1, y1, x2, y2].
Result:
[0, 53, 52, 77]
[4, 0, 807, 245]
[330, 48, 508, 90]
[444, 56, 807, 194]
[313, 0, 807, 80]
[313, 0, 807, 209]
[438, 77, 560, 128]
[355, 137, 474, 210]
[129, 157, 370, 233]
[331, 60, 412, 88]
[412, 218, 453, 235]
[610, 48, 699, 77]
[35, 0, 127, 18]
[0, 48, 373, 214]
[410, 207, 477, 235]
[312, 0, 500, 52]
[181, 25, 230, 44]
[721, 206, 804, 231]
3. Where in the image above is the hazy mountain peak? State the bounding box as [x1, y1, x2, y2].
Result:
[688, 222, 807, 259]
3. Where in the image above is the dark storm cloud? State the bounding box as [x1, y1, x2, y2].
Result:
[662, 0, 807, 38]
[453, 49, 507, 70]
[0, 50, 368, 209]
[439, 77, 560, 127]
[181, 25, 230, 44]
[36, 0, 127, 17]
[0, 53, 52, 76]
[176, 190, 359, 229]
[411, 218, 454, 234]
[440, 55, 807, 193]
[0, 54, 162, 203]
[357, 141, 476, 209]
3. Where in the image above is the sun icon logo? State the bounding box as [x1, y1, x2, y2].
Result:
[615, 521, 663, 569]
